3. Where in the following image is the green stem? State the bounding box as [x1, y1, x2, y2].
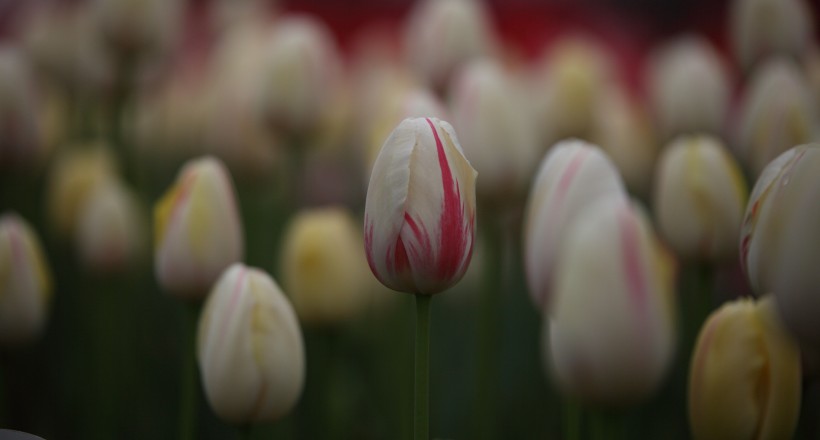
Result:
[414, 295, 431, 440]
[591, 409, 622, 440]
[239, 424, 253, 440]
[179, 303, 200, 440]
[109, 55, 137, 187]
[564, 400, 581, 440]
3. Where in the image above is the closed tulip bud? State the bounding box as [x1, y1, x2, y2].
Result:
[90, 0, 183, 59]
[364, 117, 477, 295]
[154, 156, 243, 299]
[0, 47, 44, 167]
[741, 144, 820, 347]
[653, 135, 748, 261]
[523, 140, 626, 311]
[546, 196, 677, 405]
[689, 297, 801, 440]
[647, 37, 730, 140]
[730, 0, 813, 72]
[75, 178, 145, 273]
[0, 213, 52, 346]
[280, 208, 372, 325]
[737, 58, 818, 177]
[197, 264, 305, 424]
[450, 59, 538, 202]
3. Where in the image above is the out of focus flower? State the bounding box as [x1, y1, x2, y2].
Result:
[404, 0, 495, 92]
[75, 178, 145, 273]
[90, 0, 183, 61]
[546, 196, 676, 405]
[364, 117, 477, 295]
[523, 140, 625, 311]
[450, 59, 538, 203]
[0, 46, 44, 167]
[45, 146, 118, 238]
[730, 0, 814, 72]
[280, 208, 372, 325]
[198, 263, 304, 423]
[0, 213, 52, 346]
[647, 36, 730, 141]
[737, 58, 818, 177]
[154, 156, 243, 299]
[653, 135, 747, 262]
[689, 297, 801, 440]
[741, 144, 820, 348]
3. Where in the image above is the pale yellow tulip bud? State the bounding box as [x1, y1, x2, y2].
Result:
[689, 296, 801, 440]
[730, 0, 814, 72]
[0, 213, 52, 346]
[198, 264, 305, 424]
[154, 156, 243, 299]
[653, 135, 748, 261]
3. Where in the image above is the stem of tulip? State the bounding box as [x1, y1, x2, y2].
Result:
[239, 424, 253, 440]
[179, 303, 200, 440]
[564, 400, 581, 440]
[414, 294, 432, 440]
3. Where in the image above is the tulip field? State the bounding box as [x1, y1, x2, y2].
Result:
[1, 0, 820, 439]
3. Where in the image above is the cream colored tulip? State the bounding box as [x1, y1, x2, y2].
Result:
[364, 117, 477, 295]
[730, 0, 813, 72]
[198, 264, 304, 424]
[653, 135, 748, 261]
[0, 213, 52, 346]
[523, 139, 626, 311]
[546, 196, 676, 405]
[689, 297, 801, 440]
[154, 156, 243, 299]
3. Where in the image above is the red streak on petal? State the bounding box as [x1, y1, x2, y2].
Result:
[618, 207, 649, 325]
[393, 234, 411, 275]
[555, 148, 590, 205]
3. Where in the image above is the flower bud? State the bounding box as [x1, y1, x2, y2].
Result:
[0, 47, 44, 168]
[689, 297, 801, 440]
[653, 135, 748, 261]
[737, 58, 818, 177]
[741, 144, 820, 348]
[730, 0, 813, 72]
[450, 59, 538, 202]
[197, 263, 304, 424]
[90, 0, 183, 59]
[154, 156, 243, 299]
[546, 196, 676, 405]
[0, 213, 52, 346]
[280, 208, 372, 325]
[523, 140, 626, 311]
[364, 117, 477, 295]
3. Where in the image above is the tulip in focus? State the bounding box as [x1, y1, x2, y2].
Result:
[154, 156, 243, 299]
[364, 117, 477, 295]
[198, 263, 304, 423]
[653, 135, 747, 261]
[730, 0, 814, 72]
[546, 196, 676, 405]
[523, 139, 626, 311]
[689, 297, 801, 440]
[741, 144, 820, 348]
[0, 213, 52, 346]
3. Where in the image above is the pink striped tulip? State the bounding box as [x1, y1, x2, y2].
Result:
[364, 117, 477, 295]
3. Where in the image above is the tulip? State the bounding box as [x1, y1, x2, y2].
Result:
[730, 0, 813, 72]
[523, 139, 626, 311]
[154, 156, 243, 299]
[279, 208, 372, 325]
[197, 263, 305, 424]
[0, 213, 52, 346]
[737, 58, 818, 177]
[546, 195, 677, 405]
[0, 47, 44, 167]
[647, 36, 730, 141]
[689, 297, 801, 440]
[450, 59, 538, 202]
[740, 144, 820, 348]
[653, 135, 748, 261]
[90, 0, 183, 60]
[364, 117, 477, 295]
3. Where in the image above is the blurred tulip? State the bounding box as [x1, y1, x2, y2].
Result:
[730, 0, 814, 72]
[450, 59, 538, 202]
[647, 36, 730, 140]
[45, 146, 118, 238]
[75, 178, 145, 273]
[0, 47, 44, 167]
[546, 196, 676, 405]
[364, 117, 477, 295]
[404, 0, 495, 92]
[197, 263, 304, 423]
[689, 297, 801, 440]
[90, 0, 183, 60]
[653, 135, 747, 261]
[523, 139, 626, 311]
[737, 58, 818, 177]
[154, 156, 243, 299]
[740, 144, 820, 348]
[0, 213, 52, 346]
[280, 208, 372, 325]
